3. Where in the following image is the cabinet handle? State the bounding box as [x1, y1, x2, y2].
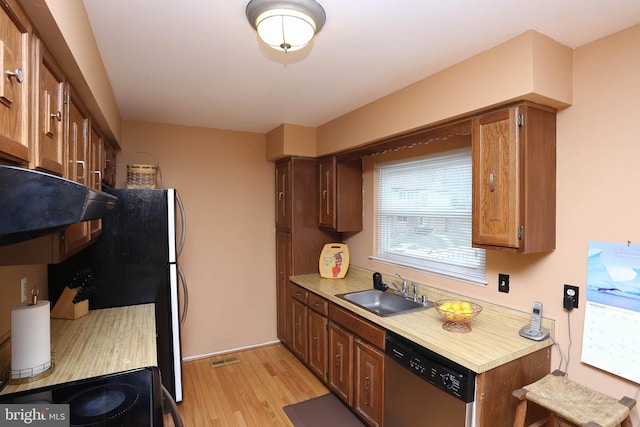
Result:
[6, 68, 24, 83]
[76, 160, 85, 182]
[489, 173, 495, 192]
[335, 354, 340, 367]
[364, 376, 370, 405]
[50, 111, 62, 122]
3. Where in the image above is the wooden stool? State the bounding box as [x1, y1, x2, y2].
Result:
[512, 370, 636, 427]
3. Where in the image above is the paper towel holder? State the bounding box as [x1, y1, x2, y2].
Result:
[30, 287, 39, 305]
[6, 287, 56, 385]
[5, 354, 56, 385]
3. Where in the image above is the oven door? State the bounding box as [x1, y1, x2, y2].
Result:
[0, 367, 164, 426]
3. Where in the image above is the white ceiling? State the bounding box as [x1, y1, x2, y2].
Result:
[82, 0, 640, 134]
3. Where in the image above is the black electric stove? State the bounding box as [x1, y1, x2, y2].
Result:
[0, 366, 163, 426]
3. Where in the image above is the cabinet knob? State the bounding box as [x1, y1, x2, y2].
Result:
[278, 191, 284, 200]
[335, 354, 341, 367]
[50, 111, 62, 122]
[6, 68, 24, 83]
[322, 189, 327, 200]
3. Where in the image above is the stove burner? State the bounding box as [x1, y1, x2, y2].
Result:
[64, 383, 139, 426]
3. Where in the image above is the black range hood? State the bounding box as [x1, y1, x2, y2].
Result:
[0, 166, 118, 246]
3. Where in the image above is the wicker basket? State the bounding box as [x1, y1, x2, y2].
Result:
[126, 152, 160, 189]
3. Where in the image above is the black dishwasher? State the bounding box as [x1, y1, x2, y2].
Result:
[385, 331, 476, 426]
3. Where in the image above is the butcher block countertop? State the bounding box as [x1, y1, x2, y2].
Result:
[1, 304, 157, 395]
[291, 267, 554, 373]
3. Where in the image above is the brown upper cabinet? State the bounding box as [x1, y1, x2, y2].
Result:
[472, 102, 556, 253]
[275, 159, 293, 230]
[60, 89, 90, 257]
[319, 156, 363, 232]
[0, 0, 31, 164]
[102, 140, 116, 187]
[88, 124, 104, 240]
[33, 39, 65, 175]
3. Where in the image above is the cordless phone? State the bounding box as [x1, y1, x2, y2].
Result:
[519, 301, 550, 341]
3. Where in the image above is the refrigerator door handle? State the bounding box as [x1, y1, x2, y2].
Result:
[178, 264, 188, 326]
[175, 191, 187, 257]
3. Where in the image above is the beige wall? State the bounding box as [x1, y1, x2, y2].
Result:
[315, 30, 573, 156]
[265, 124, 316, 160]
[119, 121, 276, 358]
[344, 24, 640, 405]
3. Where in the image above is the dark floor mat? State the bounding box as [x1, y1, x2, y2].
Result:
[283, 393, 366, 427]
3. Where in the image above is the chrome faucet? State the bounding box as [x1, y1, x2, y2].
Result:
[412, 282, 419, 302]
[395, 274, 409, 297]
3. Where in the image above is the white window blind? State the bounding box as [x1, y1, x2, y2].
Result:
[374, 147, 486, 284]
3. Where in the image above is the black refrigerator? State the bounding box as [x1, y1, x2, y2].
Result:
[48, 189, 187, 402]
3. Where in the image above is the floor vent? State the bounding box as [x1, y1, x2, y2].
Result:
[209, 357, 240, 368]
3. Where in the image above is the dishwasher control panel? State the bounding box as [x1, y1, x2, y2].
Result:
[386, 331, 476, 402]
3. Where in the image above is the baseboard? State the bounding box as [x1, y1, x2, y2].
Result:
[182, 339, 282, 362]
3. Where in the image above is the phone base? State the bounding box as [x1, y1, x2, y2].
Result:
[519, 325, 550, 341]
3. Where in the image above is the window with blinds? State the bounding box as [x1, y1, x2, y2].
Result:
[373, 147, 486, 284]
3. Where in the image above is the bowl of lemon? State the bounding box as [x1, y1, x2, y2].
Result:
[434, 299, 482, 333]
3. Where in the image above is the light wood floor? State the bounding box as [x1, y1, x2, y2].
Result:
[165, 343, 329, 426]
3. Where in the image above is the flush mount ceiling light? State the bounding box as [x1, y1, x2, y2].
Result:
[246, 0, 326, 53]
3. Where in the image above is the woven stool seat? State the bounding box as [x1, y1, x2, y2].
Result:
[512, 370, 636, 427]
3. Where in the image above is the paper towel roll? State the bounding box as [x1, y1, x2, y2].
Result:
[11, 300, 51, 379]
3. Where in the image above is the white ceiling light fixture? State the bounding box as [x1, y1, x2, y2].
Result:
[246, 0, 326, 53]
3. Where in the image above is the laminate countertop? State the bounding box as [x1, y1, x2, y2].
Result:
[1, 304, 157, 395]
[291, 267, 554, 373]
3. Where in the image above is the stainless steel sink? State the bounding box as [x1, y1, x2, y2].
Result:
[337, 289, 432, 317]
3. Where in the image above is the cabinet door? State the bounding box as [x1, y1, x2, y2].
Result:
[34, 40, 65, 175]
[329, 323, 353, 406]
[291, 298, 308, 362]
[276, 232, 292, 346]
[308, 309, 328, 382]
[61, 92, 89, 256]
[472, 103, 556, 253]
[319, 156, 336, 228]
[66, 93, 88, 183]
[275, 159, 292, 230]
[0, 0, 30, 163]
[319, 156, 363, 232]
[102, 141, 116, 187]
[472, 107, 519, 248]
[354, 339, 384, 427]
[88, 125, 103, 240]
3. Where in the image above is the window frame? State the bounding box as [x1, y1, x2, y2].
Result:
[371, 146, 487, 285]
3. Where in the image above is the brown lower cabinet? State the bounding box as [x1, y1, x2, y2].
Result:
[285, 286, 550, 427]
[288, 286, 385, 427]
[307, 294, 329, 381]
[328, 304, 385, 427]
[328, 322, 353, 404]
[353, 338, 384, 426]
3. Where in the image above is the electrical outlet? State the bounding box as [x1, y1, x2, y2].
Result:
[498, 274, 509, 293]
[20, 277, 27, 302]
[563, 284, 579, 309]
